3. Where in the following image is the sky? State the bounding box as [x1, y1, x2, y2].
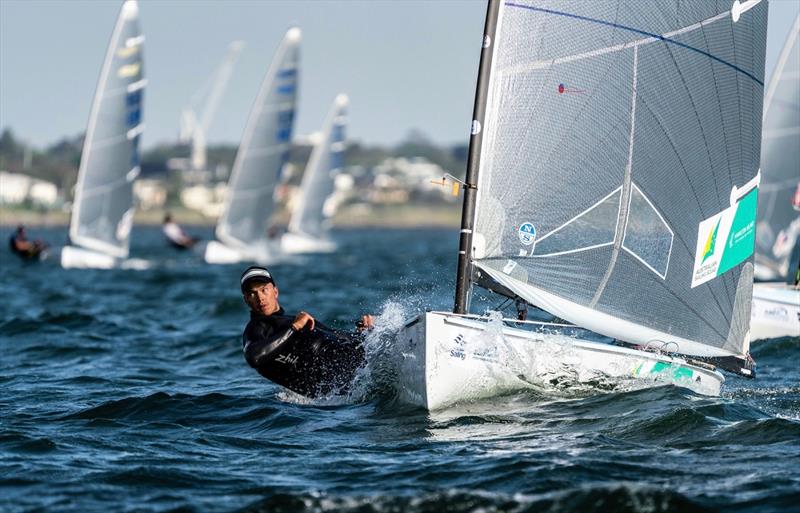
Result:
[1, 0, 798, 150]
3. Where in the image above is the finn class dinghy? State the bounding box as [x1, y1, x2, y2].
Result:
[751, 14, 800, 340]
[397, 0, 769, 410]
[61, 0, 147, 270]
[281, 94, 349, 254]
[204, 28, 300, 265]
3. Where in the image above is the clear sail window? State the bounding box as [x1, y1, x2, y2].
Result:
[532, 187, 621, 257]
[622, 184, 674, 279]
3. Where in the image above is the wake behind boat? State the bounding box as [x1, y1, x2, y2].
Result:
[204, 28, 300, 265]
[61, 0, 147, 270]
[751, 14, 800, 340]
[281, 94, 349, 255]
[398, 0, 768, 410]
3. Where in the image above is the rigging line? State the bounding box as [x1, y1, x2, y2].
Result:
[504, 2, 764, 86]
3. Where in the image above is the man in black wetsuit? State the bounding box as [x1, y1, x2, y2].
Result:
[240, 266, 374, 398]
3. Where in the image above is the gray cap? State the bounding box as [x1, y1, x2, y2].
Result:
[240, 266, 275, 292]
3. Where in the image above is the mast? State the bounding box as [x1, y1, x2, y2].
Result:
[454, 0, 502, 314]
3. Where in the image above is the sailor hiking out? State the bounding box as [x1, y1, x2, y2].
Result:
[240, 266, 373, 398]
[9, 225, 47, 261]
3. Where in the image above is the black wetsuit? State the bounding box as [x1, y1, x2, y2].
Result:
[242, 308, 366, 398]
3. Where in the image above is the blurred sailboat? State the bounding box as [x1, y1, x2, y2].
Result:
[398, 0, 767, 410]
[282, 94, 348, 254]
[204, 28, 300, 264]
[751, 14, 800, 340]
[61, 0, 146, 269]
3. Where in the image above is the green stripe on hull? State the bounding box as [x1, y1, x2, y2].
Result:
[635, 361, 694, 381]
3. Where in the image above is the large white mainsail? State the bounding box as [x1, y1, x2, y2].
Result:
[65, 0, 145, 265]
[397, 0, 769, 409]
[464, 1, 768, 369]
[284, 94, 348, 252]
[749, 14, 800, 341]
[211, 28, 300, 262]
[755, 14, 800, 282]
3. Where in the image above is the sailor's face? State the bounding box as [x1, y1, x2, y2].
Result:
[244, 282, 280, 316]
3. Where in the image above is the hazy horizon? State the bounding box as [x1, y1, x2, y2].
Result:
[1, 0, 798, 151]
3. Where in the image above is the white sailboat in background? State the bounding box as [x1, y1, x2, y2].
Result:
[751, 14, 800, 340]
[398, 0, 768, 410]
[204, 28, 300, 265]
[282, 94, 349, 254]
[61, 0, 146, 270]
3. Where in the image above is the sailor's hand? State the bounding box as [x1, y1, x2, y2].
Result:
[357, 314, 375, 331]
[292, 311, 315, 331]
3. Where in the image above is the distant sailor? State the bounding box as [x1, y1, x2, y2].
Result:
[9, 225, 47, 260]
[240, 266, 373, 398]
[162, 213, 197, 249]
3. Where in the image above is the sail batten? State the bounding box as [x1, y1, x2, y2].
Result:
[468, 0, 767, 360]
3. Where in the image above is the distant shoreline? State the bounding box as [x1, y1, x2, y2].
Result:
[0, 204, 461, 229]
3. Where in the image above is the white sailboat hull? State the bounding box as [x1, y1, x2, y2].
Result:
[280, 232, 336, 254]
[60, 245, 149, 270]
[397, 311, 724, 411]
[203, 239, 280, 265]
[751, 282, 800, 340]
[61, 245, 117, 269]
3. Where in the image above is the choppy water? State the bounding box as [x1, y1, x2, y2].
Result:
[1, 226, 798, 513]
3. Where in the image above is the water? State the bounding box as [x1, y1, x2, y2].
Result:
[1, 226, 798, 513]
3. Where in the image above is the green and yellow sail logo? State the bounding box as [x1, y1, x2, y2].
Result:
[701, 219, 721, 263]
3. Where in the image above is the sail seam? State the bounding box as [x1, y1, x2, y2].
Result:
[503, 3, 763, 86]
[591, 44, 638, 307]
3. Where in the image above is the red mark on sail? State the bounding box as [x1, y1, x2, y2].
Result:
[558, 83, 585, 94]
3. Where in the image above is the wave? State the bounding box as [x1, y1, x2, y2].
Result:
[63, 391, 258, 420]
[0, 431, 58, 454]
[233, 485, 715, 513]
[0, 312, 101, 335]
[421, 386, 800, 448]
[59, 391, 315, 436]
[751, 336, 800, 359]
